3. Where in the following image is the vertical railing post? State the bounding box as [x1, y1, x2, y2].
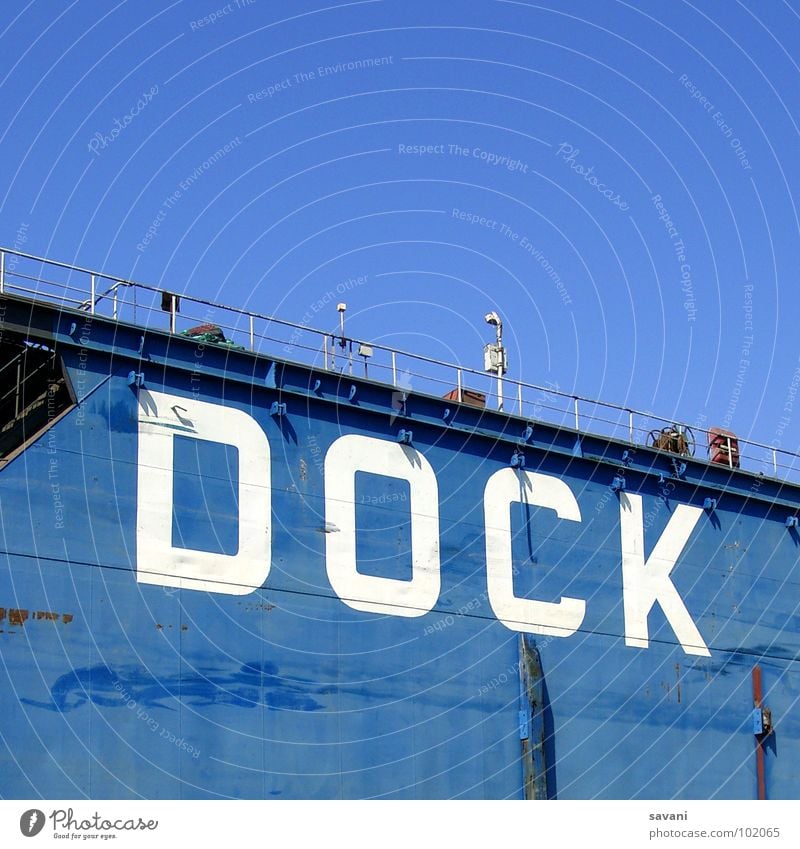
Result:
[0, 250, 5, 293]
[391, 351, 397, 386]
[456, 368, 462, 402]
[629, 410, 634, 442]
[322, 335, 328, 370]
[249, 315, 255, 350]
[517, 381, 523, 414]
[574, 397, 580, 430]
[170, 294, 176, 333]
[772, 447, 778, 476]
[15, 358, 21, 417]
[90, 274, 96, 314]
[727, 436, 733, 469]
[112, 289, 118, 320]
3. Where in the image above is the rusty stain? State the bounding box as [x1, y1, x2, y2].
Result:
[299, 458, 308, 481]
[675, 663, 682, 704]
[35, 611, 59, 621]
[8, 609, 28, 626]
[2, 607, 73, 625]
[180, 625, 188, 631]
[156, 624, 163, 630]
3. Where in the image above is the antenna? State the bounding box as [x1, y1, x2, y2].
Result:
[336, 303, 353, 374]
[483, 311, 507, 411]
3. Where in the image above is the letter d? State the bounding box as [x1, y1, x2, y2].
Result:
[136, 390, 271, 594]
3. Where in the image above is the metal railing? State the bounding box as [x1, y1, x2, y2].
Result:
[1, 245, 798, 487]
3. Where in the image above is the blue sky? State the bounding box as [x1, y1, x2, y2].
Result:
[2, 0, 799, 465]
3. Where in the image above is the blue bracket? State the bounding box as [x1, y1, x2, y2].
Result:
[518, 709, 529, 741]
[703, 497, 717, 512]
[611, 475, 626, 493]
[752, 708, 764, 735]
[270, 401, 287, 417]
[785, 516, 798, 529]
[670, 458, 687, 478]
[442, 407, 451, 423]
[522, 424, 534, 443]
[511, 451, 525, 469]
[68, 322, 77, 337]
[348, 385, 357, 402]
[312, 379, 321, 393]
[572, 436, 583, 458]
[397, 429, 413, 445]
[127, 371, 144, 388]
[391, 390, 408, 419]
[137, 335, 145, 356]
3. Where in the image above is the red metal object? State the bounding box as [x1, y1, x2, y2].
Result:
[753, 665, 767, 800]
[708, 427, 740, 468]
[442, 388, 486, 408]
[184, 323, 222, 337]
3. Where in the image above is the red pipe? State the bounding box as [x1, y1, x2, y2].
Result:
[753, 665, 766, 800]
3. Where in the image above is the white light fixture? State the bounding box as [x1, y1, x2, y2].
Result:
[483, 310, 507, 411]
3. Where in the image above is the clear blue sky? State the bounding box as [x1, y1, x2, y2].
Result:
[2, 0, 799, 461]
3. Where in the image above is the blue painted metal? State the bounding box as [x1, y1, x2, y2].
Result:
[269, 401, 287, 417]
[518, 635, 551, 800]
[0, 293, 798, 799]
[671, 458, 688, 478]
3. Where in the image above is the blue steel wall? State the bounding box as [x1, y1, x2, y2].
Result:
[0, 312, 797, 799]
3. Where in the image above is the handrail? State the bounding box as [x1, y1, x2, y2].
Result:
[1, 244, 798, 486]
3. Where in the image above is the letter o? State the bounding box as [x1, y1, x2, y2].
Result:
[324, 434, 440, 617]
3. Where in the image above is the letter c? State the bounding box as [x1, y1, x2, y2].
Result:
[484, 468, 585, 636]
